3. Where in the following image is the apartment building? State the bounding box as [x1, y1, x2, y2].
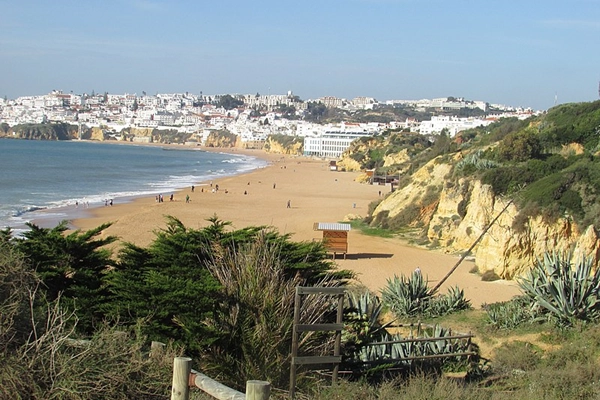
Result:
[303, 130, 372, 159]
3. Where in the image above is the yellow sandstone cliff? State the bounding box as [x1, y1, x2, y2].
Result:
[371, 156, 600, 279]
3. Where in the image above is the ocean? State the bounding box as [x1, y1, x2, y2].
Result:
[0, 139, 268, 234]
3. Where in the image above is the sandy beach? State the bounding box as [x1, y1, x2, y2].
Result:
[73, 147, 521, 307]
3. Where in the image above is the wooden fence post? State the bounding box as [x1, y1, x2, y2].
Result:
[171, 357, 192, 400]
[246, 380, 271, 400]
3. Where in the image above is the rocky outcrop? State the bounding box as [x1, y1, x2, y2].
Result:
[336, 157, 362, 172]
[4, 123, 77, 140]
[383, 148, 410, 167]
[128, 127, 154, 140]
[204, 131, 239, 148]
[89, 127, 105, 141]
[372, 156, 600, 279]
[264, 137, 302, 155]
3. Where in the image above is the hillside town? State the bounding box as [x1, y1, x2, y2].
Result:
[0, 90, 537, 157]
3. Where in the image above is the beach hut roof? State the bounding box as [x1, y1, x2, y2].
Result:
[313, 222, 351, 232]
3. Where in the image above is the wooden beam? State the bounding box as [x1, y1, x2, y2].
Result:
[296, 287, 345, 295]
[295, 323, 344, 332]
[192, 371, 245, 400]
[292, 356, 342, 365]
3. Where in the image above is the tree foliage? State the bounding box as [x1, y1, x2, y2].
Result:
[11, 221, 117, 333]
[105, 216, 349, 356]
[217, 94, 244, 110]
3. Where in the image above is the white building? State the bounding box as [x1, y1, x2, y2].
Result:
[417, 116, 492, 136]
[303, 130, 372, 159]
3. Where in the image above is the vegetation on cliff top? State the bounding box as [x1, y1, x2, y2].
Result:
[1, 122, 78, 140]
[349, 100, 600, 230]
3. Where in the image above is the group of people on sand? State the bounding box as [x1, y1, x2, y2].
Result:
[153, 181, 292, 207]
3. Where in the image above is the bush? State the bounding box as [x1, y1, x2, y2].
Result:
[200, 232, 340, 391]
[483, 296, 539, 329]
[492, 341, 541, 373]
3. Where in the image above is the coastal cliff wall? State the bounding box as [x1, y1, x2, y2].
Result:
[371, 156, 600, 279]
[2, 123, 79, 140]
[264, 136, 303, 155]
[204, 131, 239, 147]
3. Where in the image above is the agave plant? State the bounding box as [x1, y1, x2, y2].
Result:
[345, 291, 384, 331]
[382, 273, 471, 319]
[427, 286, 471, 317]
[518, 251, 600, 325]
[381, 272, 435, 318]
[456, 150, 499, 170]
[343, 290, 397, 362]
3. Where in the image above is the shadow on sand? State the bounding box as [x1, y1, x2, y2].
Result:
[341, 253, 394, 260]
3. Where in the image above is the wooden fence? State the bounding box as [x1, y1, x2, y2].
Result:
[171, 357, 271, 400]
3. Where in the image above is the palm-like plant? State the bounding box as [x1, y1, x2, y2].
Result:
[518, 251, 600, 325]
[202, 230, 340, 391]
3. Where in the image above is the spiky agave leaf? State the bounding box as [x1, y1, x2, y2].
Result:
[518, 251, 600, 325]
[381, 272, 435, 318]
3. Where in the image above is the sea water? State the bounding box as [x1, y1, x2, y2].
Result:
[0, 139, 267, 234]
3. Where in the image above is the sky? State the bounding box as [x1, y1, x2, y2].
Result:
[1, 0, 599, 111]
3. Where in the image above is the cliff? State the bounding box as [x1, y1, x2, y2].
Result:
[263, 134, 303, 155]
[204, 130, 239, 148]
[2, 123, 79, 140]
[370, 156, 600, 279]
[350, 102, 600, 279]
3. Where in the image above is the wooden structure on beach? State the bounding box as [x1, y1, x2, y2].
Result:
[314, 222, 350, 259]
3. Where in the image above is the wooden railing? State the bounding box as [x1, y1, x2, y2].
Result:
[171, 357, 271, 400]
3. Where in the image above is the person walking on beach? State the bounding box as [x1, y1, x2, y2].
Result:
[186, 195, 190, 203]
[191, 185, 195, 192]
[287, 200, 291, 208]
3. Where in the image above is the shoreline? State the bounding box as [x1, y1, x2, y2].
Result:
[71, 144, 522, 307]
[23, 142, 271, 231]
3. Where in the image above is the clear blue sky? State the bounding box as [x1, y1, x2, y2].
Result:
[2, 0, 599, 110]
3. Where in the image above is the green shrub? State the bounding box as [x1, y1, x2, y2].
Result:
[387, 204, 422, 230]
[483, 296, 538, 329]
[200, 232, 340, 391]
[492, 341, 541, 373]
